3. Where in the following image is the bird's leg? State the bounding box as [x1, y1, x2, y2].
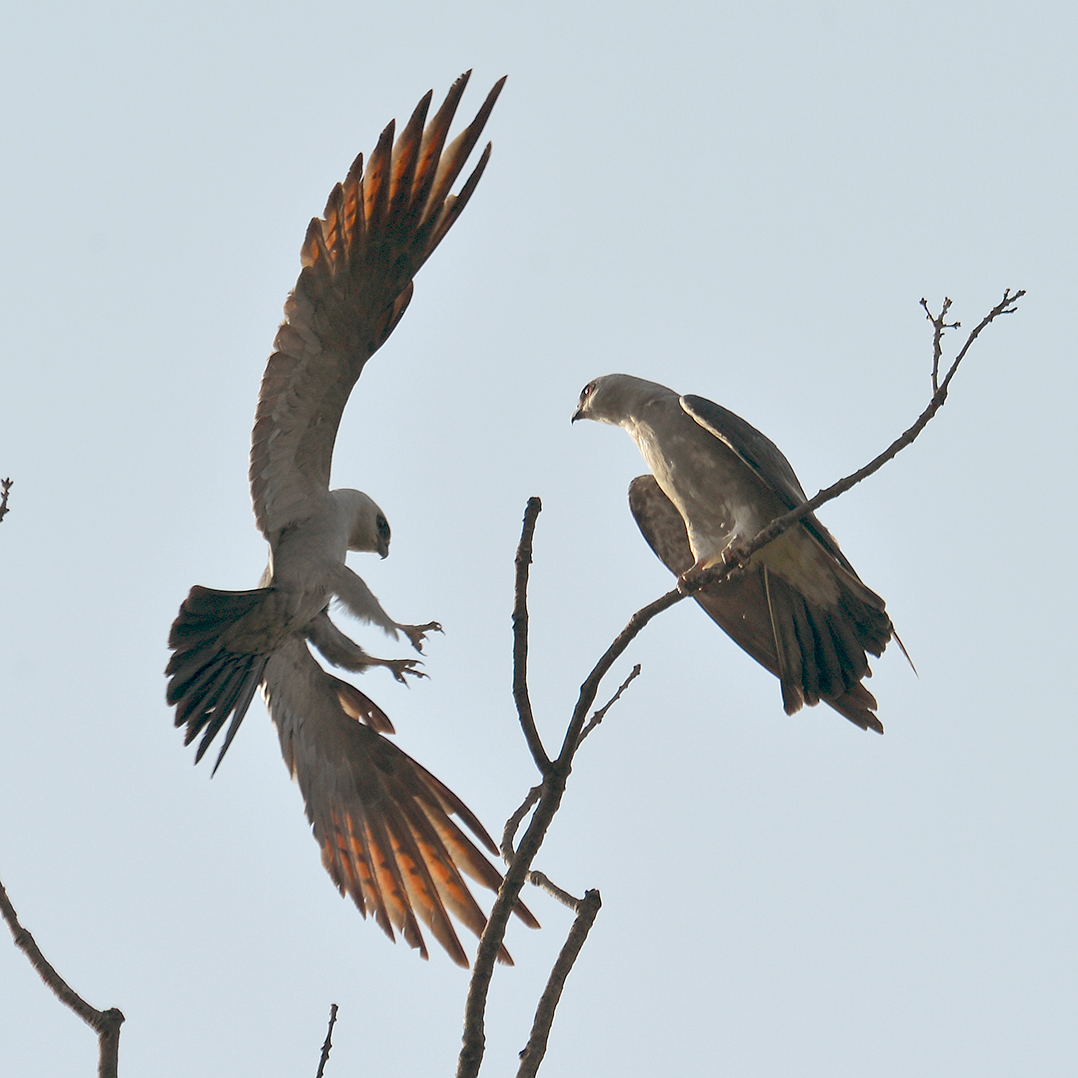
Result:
[304, 610, 427, 682]
[394, 620, 443, 653]
[363, 654, 428, 684]
[332, 566, 443, 653]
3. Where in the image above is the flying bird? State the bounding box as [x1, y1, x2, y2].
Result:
[166, 74, 538, 965]
[573, 373, 899, 732]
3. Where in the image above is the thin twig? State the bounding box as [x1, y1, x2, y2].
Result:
[513, 498, 551, 773]
[0, 477, 12, 524]
[315, 1003, 338, 1078]
[501, 785, 589, 912]
[501, 785, 543, 862]
[690, 288, 1026, 584]
[515, 889, 602, 1078]
[523, 871, 584, 911]
[577, 664, 642, 748]
[0, 871, 124, 1078]
[921, 296, 957, 393]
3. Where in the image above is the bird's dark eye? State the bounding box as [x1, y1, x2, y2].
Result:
[582, 381, 595, 398]
[377, 515, 391, 541]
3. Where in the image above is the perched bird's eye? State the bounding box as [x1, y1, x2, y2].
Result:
[581, 381, 595, 398]
[376, 514, 390, 542]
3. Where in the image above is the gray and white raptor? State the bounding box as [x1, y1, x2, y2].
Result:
[573, 373, 899, 732]
[166, 75, 537, 966]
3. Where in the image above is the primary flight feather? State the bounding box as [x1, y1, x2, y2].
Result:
[166, 74, 538, 965]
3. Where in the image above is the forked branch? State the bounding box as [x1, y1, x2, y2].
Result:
[457, 290, 1022, 1078]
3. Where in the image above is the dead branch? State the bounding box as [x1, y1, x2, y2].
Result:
[687, 288, 1025, 587]
[0, 477, 12, 524]
[314, 1003, 338, 1078]
[921, 296, 958, 392]
[512, 498, 552, 773]
[578, 664, 641, 748]
[0, 870, 124, 1078]
[501, 785, 543, 863]
[457, 290, 1022, 1078]
[515, 889, 602, 1078]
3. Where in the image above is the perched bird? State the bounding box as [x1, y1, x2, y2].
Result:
[572, 373, 899, 732]
[167, 74, 538, 965]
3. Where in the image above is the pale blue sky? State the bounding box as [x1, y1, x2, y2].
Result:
[1, 2, 1075, 1075]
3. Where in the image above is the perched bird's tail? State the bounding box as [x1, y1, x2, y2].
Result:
[166, 585, 272, 771]
[760, 565, 890, 732]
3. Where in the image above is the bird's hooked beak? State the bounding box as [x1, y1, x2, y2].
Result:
[378, 539, 389, 560]
[573, 379, 598, 423]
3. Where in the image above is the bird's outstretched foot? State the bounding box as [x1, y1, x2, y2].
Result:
[370, 656, 428, 683]
[396, 620, 443, 653]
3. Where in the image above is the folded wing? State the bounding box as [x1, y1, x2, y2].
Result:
[628, 475, 886, 732]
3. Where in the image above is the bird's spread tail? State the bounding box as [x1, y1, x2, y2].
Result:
[166, 585, 273, 771]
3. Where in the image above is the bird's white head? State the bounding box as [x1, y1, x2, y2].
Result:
[571, 373, 676, 426]
[331, 489, 392, 559]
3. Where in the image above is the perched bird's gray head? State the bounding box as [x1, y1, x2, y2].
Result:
[572, 373, 676, 426]
[332, 489, 392, 558]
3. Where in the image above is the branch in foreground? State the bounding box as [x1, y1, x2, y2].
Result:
[315, 1003, 338, 1078]
[512, 497, 552, 773]
[0, 870, 124, 1078]
[515, 889, 602, 1078]
[458, 290, 1022, 1078]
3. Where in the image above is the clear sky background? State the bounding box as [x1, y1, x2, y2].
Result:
[1, 2, 1075, 1075]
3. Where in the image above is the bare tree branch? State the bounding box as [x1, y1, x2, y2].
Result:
[501, 785, 543, 863]
[0, 870, 124, 1078]
[687, 288, 1025, 587]
[515, 889, 602, 1078]
[0, 477, 12, 524]
[513, 497, 552, 773]
[578, 664, 642, 748]
[461, 290, 1023, 1078]
[521, 871, 585, 912]
[501, 786, 592, 911]
[314, 1003, 338, 1078]
[921, 296, 957, 392]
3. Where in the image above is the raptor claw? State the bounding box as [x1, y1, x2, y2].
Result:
[384, 656, 427, 684]
[398, 620, 443, 653]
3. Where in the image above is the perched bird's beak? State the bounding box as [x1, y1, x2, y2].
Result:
[378, 540, 389, 560]
[571, 405, 584, 423]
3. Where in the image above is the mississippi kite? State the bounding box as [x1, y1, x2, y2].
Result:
[573, 373, 898, 732]
[166, 75, 537, 965]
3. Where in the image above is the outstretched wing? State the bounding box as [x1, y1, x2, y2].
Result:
[628, 475, 884, 732]
[250, 73, 505, 541]
[262, 636, 538, 966]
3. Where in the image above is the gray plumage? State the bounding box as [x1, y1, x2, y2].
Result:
[573, 373, 896, 732]
[166, 76, 539, 965]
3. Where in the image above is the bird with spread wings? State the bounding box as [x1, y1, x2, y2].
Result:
[166, 74, 537, 966]
[573, 373, 902, 733]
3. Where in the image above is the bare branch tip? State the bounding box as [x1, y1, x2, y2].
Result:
[315, 1003, 339, 1078]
